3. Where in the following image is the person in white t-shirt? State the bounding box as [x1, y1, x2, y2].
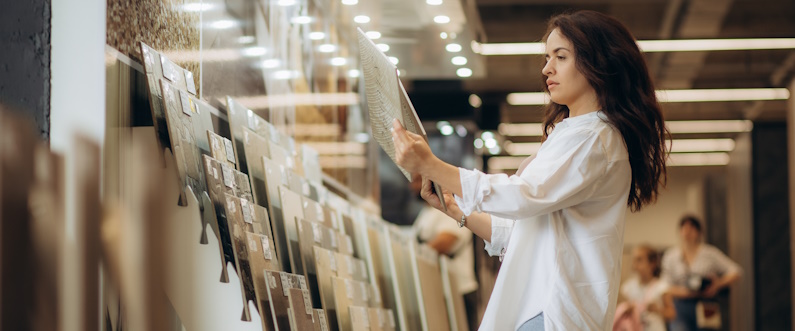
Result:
[614, 244, 675, 331]
[391, 10, 669, 331]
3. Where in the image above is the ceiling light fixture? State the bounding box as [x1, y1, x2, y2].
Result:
[309, 32, 325, 40]
[330, 57, 347, 66]
[354, 15, 371, 23]
[507, 88, 789, 105]
[365, 31, 381, 39]
[456, 68, 472, 77]
[500, 121, 752, 137]
[475, 38, 795, 55]
[376, 44, 390, 52]
[434, 15, 451, 24]
[290, 16, 312, 24]
[446, 43, 462, 52]
[427, 0, 443, 5]
[342, 0, 358, 4]
[318, 44, 337, 53]
[451, 56, 468, 65]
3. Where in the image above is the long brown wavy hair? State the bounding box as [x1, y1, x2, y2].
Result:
[542, 10, 668, 212]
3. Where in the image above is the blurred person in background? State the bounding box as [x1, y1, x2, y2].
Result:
[661, 215, 741, 331]
[613, 244, 675, 331]
[410, 176, 480, 331]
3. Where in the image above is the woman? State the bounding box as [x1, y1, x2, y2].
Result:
[391, 10, 668, 331]
[661, 216, 741, 331]
[613, 245, 676, 331]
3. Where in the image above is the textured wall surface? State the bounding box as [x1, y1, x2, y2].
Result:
[0, 0, 51, 139]
[752, 122, 792, 331]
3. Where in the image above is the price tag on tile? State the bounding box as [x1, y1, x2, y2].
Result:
[179, 90, 193, 116]
[346, 236, 354, 255]
[362, 308, 370, 327]
[299, 277, 307, 290]
[329, 229, 338, 249]
[248, 237, 258, 252]
[302, 290, 313, 315]
[268, 273, 278, 289]
[346, 256, 354, 275]
[329, 251, 337, 272]
[345, 279, 354, 299]
[319, 311, 328, 331]
[222, 164, 234, 188]
[224, 138, 236, 164]
[377, 309, 385, 327]
[372, 284, 382, 304]
[312, 223, 323, 244]
[226, 197, 236, 213]
[280, 272, 291, 296]
[241, 199, 253, 224]
[205, 158, 215, 177]
[261, 235, 273, 260]
[359, 281, 369, 301]
[185, 70, 197, 95]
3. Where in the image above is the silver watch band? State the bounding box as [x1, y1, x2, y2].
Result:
[458, 214, 467, 228]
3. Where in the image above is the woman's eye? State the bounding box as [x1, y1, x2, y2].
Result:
[557, 56, 565, 60]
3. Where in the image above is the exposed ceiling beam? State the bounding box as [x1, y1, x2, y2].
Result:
[657, 0, 734, 89]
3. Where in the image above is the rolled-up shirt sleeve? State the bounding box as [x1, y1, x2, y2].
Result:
[455, 129, 607, 220]
[483, 215, 515, 256]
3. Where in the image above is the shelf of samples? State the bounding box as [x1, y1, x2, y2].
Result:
[132, 42, 472, 331]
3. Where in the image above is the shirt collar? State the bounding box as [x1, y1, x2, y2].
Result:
[558, 110, 605, 128]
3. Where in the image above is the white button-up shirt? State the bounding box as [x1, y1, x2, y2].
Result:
[455, 111, 631, 330]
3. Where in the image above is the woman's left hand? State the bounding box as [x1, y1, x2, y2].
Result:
[392, 119, 435, 176]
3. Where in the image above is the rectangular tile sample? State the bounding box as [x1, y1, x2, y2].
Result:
[242, 127, 271, 207]
[160, 79, 205, 204]
[279, 185, 306, 274]
[207, 130, 237, 169]
[313, 309, 330, 331]
[264, 271, 308, 331]
[349, 306, 371, 331]
[287, 288, 315, 331]
[262, 157, 290, 271]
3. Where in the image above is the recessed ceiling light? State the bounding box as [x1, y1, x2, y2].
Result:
[237, 36, 255, 44]
[446, 43, 462, 52]
[440, 32, 448, 39]
[427, 0, 443, 5]
[469, 94, 482, 108]
[277, 0, 296, 6]
[291, 16, 312, 24]
[376, 44, 390, 52]
[434, 15, 450, 24]
[365, 31, 381, 39]
[342, 0, 358, 5]
[456, 68, 472, 77]
[451, 56, 467, 65]
[242, 47, 267, 57]
[318, 44, 337, 53]
[330, 57, 347, 66]
[354, 15, 370, 23]
[261, 59, 280, 69]
[181, 3, 214, 12]
[309, 32, 325, 40]
[210, 20, 237, 29]
[348, 69, 361, 78]
[476, 38, 795, 55]
[388, 57, 399, 65]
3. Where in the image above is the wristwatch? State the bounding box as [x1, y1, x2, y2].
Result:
[458, 214, 467, 228]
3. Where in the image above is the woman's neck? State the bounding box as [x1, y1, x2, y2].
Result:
[567, 90, 600, 117]
[683, 241, 701, 253]
[639, 274, 655, 284]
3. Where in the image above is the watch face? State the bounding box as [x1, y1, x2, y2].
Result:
[688, 274, 702, 290]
